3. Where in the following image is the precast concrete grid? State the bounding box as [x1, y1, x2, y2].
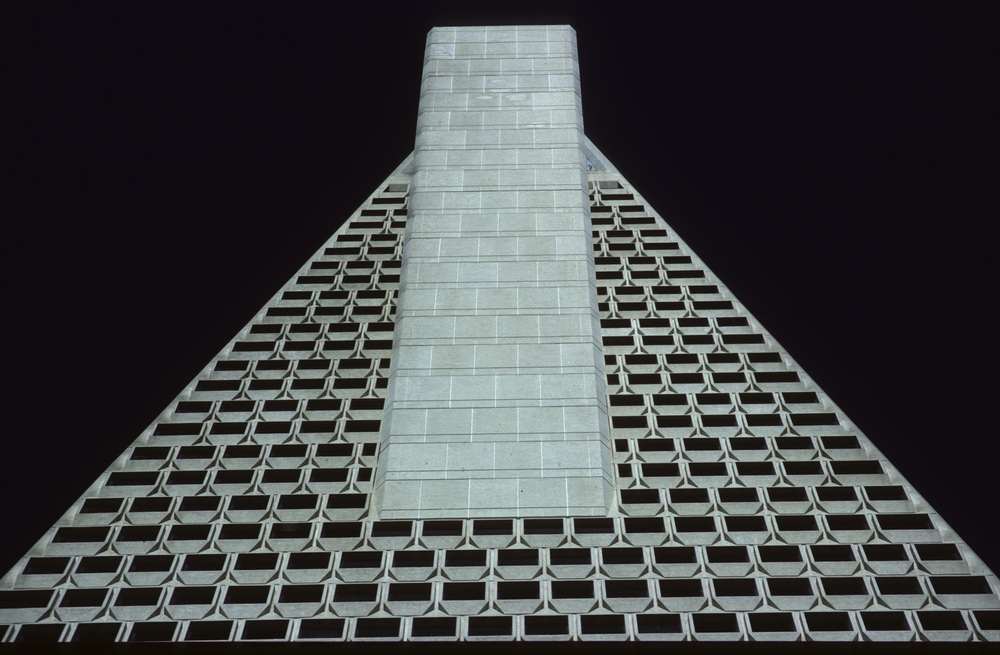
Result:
[0, 25, 997, 644]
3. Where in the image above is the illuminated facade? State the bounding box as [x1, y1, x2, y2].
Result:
[1, 26, 997, 644]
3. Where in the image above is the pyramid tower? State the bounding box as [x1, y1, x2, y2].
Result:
[1, 25, 997, 645]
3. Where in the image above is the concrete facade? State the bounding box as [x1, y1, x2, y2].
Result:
[375, 26, 612, 519]
[0, 25, 998, 645]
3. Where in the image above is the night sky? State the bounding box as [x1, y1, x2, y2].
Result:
[5, 6, 996, 577]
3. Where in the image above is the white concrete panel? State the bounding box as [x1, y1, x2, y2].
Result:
[375, 25, 611, 519]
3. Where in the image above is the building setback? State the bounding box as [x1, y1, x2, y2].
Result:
[0, 25, 997, 644]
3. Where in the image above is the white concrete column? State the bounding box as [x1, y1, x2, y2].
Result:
[374, 25, 611, 518]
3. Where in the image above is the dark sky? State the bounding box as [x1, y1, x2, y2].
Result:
[5, 5, 997, 577]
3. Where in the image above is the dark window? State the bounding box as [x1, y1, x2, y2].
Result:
[675, 517, 716, 533]
[915, 544, 961, 561]
[71, 623, 122, 642]
[636, 614, 682, 634]
[580, 614, 627, 635]
[688, 462, 728, 477]
[185, 621, 233, 641]
[790, 413, 839, 426]
[234, 554, 278, 571]
[746, 414, 783, 426]
[875, 577, 923, 595]
[623, 517, 665, 533]
[116, 526, 160, 542]
[23, 558, 70, 575]
[737, 461, 776, 476]
[876, 514, 934, 531]
[75, 556, 122, 574]
[442, 582, 486, 601]
[863, 545, 908, 562]
[241, 620, 290, 640]
[497, 581, 539, 600]
[641, 463, 680, 477]
[391, 551, 434, 568]
[718, 488, 760, 503]
[821, 435, 861, 449]
[498, 549, 538, 567]
[574, 518, 614, 534]
[693, 614, 740, 633]
[179, 496, 220, 512]
[130, 447, 170, 461]
[706, 546, 749, 563]
[115, 588, 163, 606]
[468, 616, 512, 637]
[601, 548, 644, 565]
[782, 461, 823, 476]
[333, 584, 378, 603]
[169, 587, 215, 605]
[621, 489, 660, 504]
[444, 550, 486, 568]
[654, 547, 696, 564]
[214, 470, 253, 485]
[128, 622, 178, 642]
[228, 495, 268, 511]
[549, 549, 591, 566]
[166, 471, 206, 485]
[812, 545, 855, 562]
[636, 438, 675, 452]
[821, 578, 868, 595]
[411, 617, 456, 638]
[0, 590, 54, 610]
[916, 611, 967, 631]
[277, 495, 318, 510]
[182, 555, 225, 572]
[860, 611, 910, 631]
[310, 468, 349, 483]
[321, 522, 363, 538]
[218, 524, 260, 540]
[128, 555, 174, 572]
[325, 494, 367, 509]
[669, 488, 709, 503]
[929, 577, 991, 595]
[749, 613, 797, 632]
[605, 580, 649, 598]
[60, 589, 109, 607]
[757, 546, 802, 563]
[524, 518, 563, 535]
[659, 579, 703, 597]
[354, 618, 400, 639]
[683, 437, 721, 451]
[768, 487, 808, 502]
[767, 578, 813, 596]
[865, 485, 907, 501]
[287, 553, 331, 570]
[803, 612, 853, 632]
[776, 516, 818, 531]
[816, 486, 858, 501]
[775, 436, 814, 450]
[713, 579, 758, 596]
[297, 618, 345, 640]
[108, 472, 159, 487]
[277, 586, 323, 604]
[338, 552, 382, 569]
[421, 520, 462, 537]
[827, 515, 870, 531]
[832, 461, 884, 475]
[524, 616, 569, 636]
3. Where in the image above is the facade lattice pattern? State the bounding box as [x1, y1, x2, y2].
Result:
[2, 161, 997, 644]
[1, 25, 997, 645]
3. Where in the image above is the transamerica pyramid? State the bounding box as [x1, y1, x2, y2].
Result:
[1, 25, 997, 644]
